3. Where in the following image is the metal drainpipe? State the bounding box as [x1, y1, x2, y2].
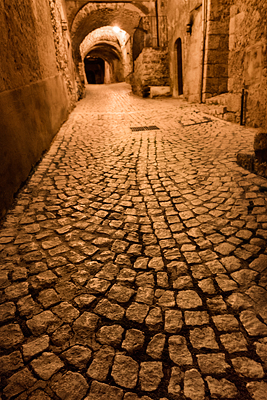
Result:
[155, 0, 160, 47]
[199, 0, 207, 103]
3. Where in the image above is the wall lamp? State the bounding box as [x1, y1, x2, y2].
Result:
[62, 20, 68, 31]
[186, 22, 192, 35]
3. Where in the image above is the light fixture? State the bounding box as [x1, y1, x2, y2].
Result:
[186, 23, 192, 34]
[112, 26, 120, 33]
[61, 20, 68, 31]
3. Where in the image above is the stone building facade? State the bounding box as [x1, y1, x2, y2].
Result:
[168, 0, 267, 128]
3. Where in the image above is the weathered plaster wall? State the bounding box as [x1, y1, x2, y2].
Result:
[49, 0, 77, 104]
[0, 0, 74, 218]
[228, 0, 267, 129]
[167, 0, 202, 101]
[131, 48, 169, 96]
[184, 5, 202, 102]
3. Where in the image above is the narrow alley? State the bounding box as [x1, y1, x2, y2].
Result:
[0, 83, 267, 400]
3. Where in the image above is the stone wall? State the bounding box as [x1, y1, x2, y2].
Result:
[228, 0, 267, 129]
[202, 0, 230, 100]
[167, 0, 230, 101]
[0, 0, 75, 219]
[167, 0, 203, 101]
[49, 0, 77, 103]
[131, 48, 169, 96]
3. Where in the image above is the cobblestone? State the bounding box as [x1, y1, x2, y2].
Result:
[0, 83, 266, 399]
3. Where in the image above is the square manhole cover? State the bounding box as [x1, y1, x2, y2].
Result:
[130, 126, 160, 131]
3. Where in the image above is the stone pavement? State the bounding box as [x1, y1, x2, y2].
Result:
[0, 83, 267, 400]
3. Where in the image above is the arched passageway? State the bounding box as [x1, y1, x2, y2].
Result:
[69, 2, 147, 92]
[80, 27, 129, 85]
[84, 57, 104, 84]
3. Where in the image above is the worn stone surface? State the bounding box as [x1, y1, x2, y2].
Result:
[3, 368, 37, 399]
[0, 301, 16, 322]
[247, 381, 267, 400]
[62, 345, 92, 368]
[0, 84, 266, 400]
[169, 335, 193, 365]
[26, 311, 61, 336]
[164, 309, 183, 333]
[240, 310, 267, 336]
[206, 376, 238, 399]
[139, 361, 164, 391]
[94, 299, 125, 320]
[184, 369, 205, 400]
[22, 335, 50, 360]
[232, 357, 264, 378]
[126, 302, 149, 323]
[255, 339, 267, 367]
[212, 314, 239, 331]
[111, 354, 139, 388]
[197, 354, 230, 374]
[0, 351, 24, 374]
[176, 290, 202, 309]
[184, 311, 209, 326]
[0, 323, 25, 349]
[51, 371, 89, 400]
[87, 346, 115, 381]
[122, 329, 145, 353]
[190, 326, 219, 350]
[220, 332, 248, 353]
[31, 352, 64, 380]
[145, 307, 163, 330]
[168, 366, 183, 398]
[97, 325, 124, 347]
[86, 380, 123, 400]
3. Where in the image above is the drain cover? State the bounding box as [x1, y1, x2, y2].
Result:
[130, 126, 160, 131]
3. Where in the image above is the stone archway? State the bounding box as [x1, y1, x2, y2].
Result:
[69, 2, 147, 95]
[65, 0, 149, 29]
[71, 3, 146, 63]
[85, 44, 124, 84]
[80, 26, 131, 84]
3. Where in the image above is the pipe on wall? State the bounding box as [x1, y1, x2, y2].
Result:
[199, 0, 207, 103]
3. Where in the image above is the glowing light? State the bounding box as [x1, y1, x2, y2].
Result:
[112, 26, 120, 33]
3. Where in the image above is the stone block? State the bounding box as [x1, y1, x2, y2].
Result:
[254, 131, 267, 162]
[150, 86, 171, 98]
[224, 112, 237, 123]
[236, 152, 254, 172]
[206, 34, 221, 50]
[205, 50, 229, 65]
[207, 20, 229, 35]
[254, 160, 267, 178]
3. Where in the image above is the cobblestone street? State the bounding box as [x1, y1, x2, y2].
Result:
[1, 83, 267, 400]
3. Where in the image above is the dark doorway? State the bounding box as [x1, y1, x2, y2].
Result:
[176, 38, 183, 95]
[86, 71, 96, 84]
[84, 57, 105, 84]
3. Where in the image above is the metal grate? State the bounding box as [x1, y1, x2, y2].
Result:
[130, 126, 160, 132]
